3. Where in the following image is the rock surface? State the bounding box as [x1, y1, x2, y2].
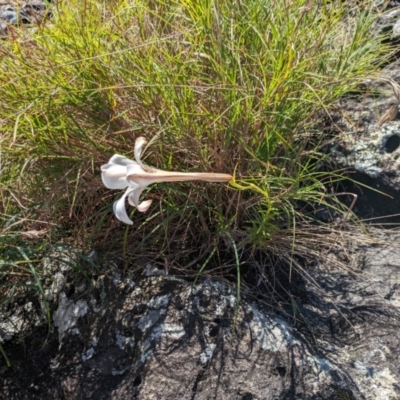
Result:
[1, 242, 400, 399]
[301, 232, 400, 400]
[0, 0, 53, 37]
[329, 59, 400, 191]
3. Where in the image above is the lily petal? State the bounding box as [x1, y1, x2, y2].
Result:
[126, 183, 152, 212]
[134, 137, 147, 166]
[127, 184, 149, 212]
[134, 137, 155, 172]
[108, 154, 137, 167]
[126, 162, 146, 178]
[101, 164, 129, 189]
[127, 182, 143, 206]
[113, 187, 136, 225]
[137, 199, 153, 212]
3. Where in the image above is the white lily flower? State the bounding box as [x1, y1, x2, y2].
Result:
[101, 137, 232, 225]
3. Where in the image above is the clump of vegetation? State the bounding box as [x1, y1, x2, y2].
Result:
[0, 0, 393, 309]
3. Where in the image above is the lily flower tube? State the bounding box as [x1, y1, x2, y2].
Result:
[101, 137, 232, 224]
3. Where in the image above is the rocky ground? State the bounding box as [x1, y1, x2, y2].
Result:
[1, 233, 400, 399]
[2, 2, 400, 400]
[0, 0, 52, 36]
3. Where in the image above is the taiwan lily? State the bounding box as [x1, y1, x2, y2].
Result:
[101, 137, 232, 224]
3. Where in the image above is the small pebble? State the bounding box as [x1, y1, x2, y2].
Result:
[2, 10, 18, 25]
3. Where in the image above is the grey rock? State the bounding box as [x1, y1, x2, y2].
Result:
[392, 17, 400, 40]
[300, 228, 400, 400]
[0, 20, 7, 36]
[2, 246, 400, 399]
[0, 216, 399, 400]
[375, 7, 400, 39]
[43, 275, 356, 399]
[330, 122, 400, 183]
[0, 0, 52, 32]
[329, 65, 400, 190]
[23, 1, 46, 12]
[53, 292, 89, 344]
[2, 9, 18, 24]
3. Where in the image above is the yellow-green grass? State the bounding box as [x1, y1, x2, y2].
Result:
[0, 0, 393, 292]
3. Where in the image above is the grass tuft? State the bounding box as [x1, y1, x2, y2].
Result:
[0, 0, 395, 317]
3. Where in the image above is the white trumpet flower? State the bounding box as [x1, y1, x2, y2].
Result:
[101, 137, 232, 225]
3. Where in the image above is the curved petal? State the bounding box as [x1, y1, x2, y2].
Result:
[126, 163, 145, 177]
[112, 187, 136, 225]
[127, 183, 144, 207]
[137, 199, 153, 212]
[108, 154, 137, 167]
[102, 175, 128, 189]
[101, 164, 128, 189]
[134, 137, 147, 166]
[127, 184, 152, 212]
